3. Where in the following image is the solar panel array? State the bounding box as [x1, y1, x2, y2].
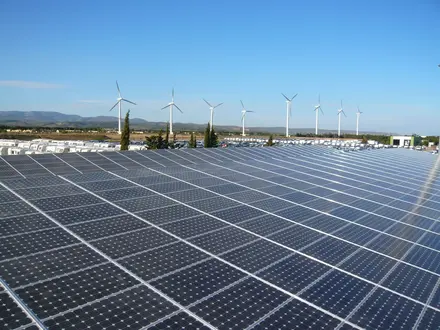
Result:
[1, 146, 440, 330]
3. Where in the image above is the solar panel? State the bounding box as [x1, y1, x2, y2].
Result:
[1, 146, 440, 329]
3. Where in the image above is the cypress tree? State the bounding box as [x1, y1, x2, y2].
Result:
[204, 123, 211, 148]
[120, 110, 130, 151]
[170, 132, 176, 149]
[164, 123, 170, 149]
[210, 126, 218, 148]
[157, 129, 164, 149]
[266, 134, 274, 147]
[189, 132, 194, 148]
[189, 132, 197, 148]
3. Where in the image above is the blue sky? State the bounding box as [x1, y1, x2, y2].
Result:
[0, 0, 439, 134]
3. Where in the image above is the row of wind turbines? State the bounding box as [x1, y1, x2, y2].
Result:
[287, 94, 363, 138]
[108, 81, 364, 138]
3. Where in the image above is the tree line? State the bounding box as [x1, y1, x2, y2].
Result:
[120, 113, 219, 150]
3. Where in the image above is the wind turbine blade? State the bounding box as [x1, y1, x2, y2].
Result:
[318, 94, 320, 104]
[320, 107, 324, 115]
[172, 87, 175, 99]
[240, 100, 245, 109]
[247, 110, 255, 113]
[116, 81, 121, 97]
[109, 101, 119, 111]
[122, 99, 136, 105]
[161, 105, 170, 110]
[342, 110, 347, 117]
[174, 104, 183, 113]
[214, 102, 224, 108]
[281, 93, 290, 101]
[203, 98, 212, 107]
[341, 100, 343, 108]
[241, 113, 245, 121]
[291, 93, 298, 100]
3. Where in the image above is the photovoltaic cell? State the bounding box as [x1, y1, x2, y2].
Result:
[119, 241, 210, 281]
[339, 248, 398, 282]
[1, 146, 440, 329]
[0, 228, 78, 261]
[301, 271, 374, 318]
[381, 263, 438, 302]
[44, 285, 179, 329]
[349, 288, 423, 330]
[67, 214, 150, 240]
[189, 226, 257, 255]
[190, 277, 290, 329]
[252, 299, 341, 329]
[47, 203, 126, 225]
[0, 291, 34, 329]
[0, 213, 55, 237]
[91, 226, 175, 257]
[239, 215, 293, 236]
[268, 225, 325, 250]
[151, 258, 246, 305]
[0, 245, 106, 288]
[221, 240, 292, 273]
[15, 263, 139, 319]
[137, 204, 201, 225]
[258, 253, 331, 293]
[148, 312, 211, 330]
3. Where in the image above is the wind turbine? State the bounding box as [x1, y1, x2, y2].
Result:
[203, 99, 223, 132]
[161, 88, 183, 136]
[282, 93, 298, 137]
[356, 106, 363, 136]
[109, 81, 136, 134]
[240, 100, 254, 137]
[313, 94, 324, 135]
[337, 100, 347, 137]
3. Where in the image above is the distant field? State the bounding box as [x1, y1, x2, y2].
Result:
[0, 131, 367, 143]
[0, 133, 42, 141]
[0, 132, 205, 142]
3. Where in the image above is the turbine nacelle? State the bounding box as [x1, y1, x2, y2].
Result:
[203, 99, 223, 111]
[337, 109, 347, 117]
[161, 88, 183, 113]
[313, 95, 323, 114]
[282, 93, 298, 102]
[337, 100, 346, 117]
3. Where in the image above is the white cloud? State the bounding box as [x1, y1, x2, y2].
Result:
[0, 80, 64, 89]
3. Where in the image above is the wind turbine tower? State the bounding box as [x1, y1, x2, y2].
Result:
[240, 100, 254, 137]
[109, 81, 136, 134]
[203, 99, 223, 132]
[337, 100, 347, 137]
[282, 93, 298, 137]
[314, 95, 323, 135]
[356, 106, 363, 136]
[161, 88, 183, 136]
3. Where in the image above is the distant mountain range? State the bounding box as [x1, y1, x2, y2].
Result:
[0, 111, 390, 135]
